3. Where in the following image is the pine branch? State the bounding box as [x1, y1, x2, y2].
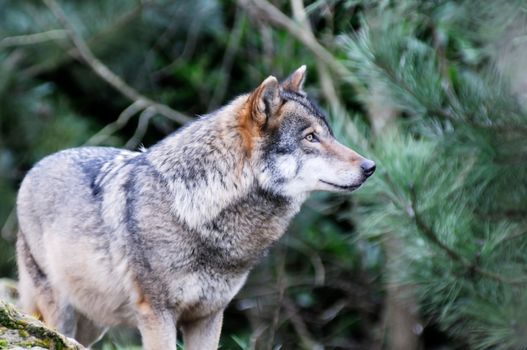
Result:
[409, 187, 464, 262]
[368, 49, 527, 132]
[42, 0, 191, 125]
[408, 186, 527, 286]
[371, 57, 455, 120]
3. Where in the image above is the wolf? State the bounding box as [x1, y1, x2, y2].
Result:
[16, 66, 375, 349]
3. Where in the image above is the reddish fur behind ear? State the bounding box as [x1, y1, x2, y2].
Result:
[237, 76, 281, 158]
[237, 101, 258, 158]
[251, 76, 280, 125]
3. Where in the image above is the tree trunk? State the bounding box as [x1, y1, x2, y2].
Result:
[367, 84, 421, 350]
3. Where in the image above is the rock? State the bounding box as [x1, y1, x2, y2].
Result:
[0, 299, 86, 350]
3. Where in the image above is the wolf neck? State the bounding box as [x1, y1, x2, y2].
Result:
[198, 186, 300, 267]
[146, 98, 303, 244]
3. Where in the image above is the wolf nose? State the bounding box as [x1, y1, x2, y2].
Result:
[360, 160, 376, 178]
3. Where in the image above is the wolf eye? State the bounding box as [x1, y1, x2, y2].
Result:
[305, 133, 317, 142]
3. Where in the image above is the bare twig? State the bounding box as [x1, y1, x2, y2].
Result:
[319, 299, 348, 322]
[288, 238, 325, 286]
[239, 0, 345, 75]
[179, 17, 203, 62]
[266, 247, 287, 350]
[239, 0, 364, 95]
[258, 22, 274, 71]
[283, 297, 323, 350]
[42, 0, 191, 125]
[85, 100, 146, 146]
[26, 2, 146, 77]
[0, 29, 67, 48]
[124, 106, 157, 150]
[208, 7, 246, 110]
[1, 209, 17, 242]
[290, 0, 343, 109]
[249, 325, 268, 350]
[153, 5, 207, 80]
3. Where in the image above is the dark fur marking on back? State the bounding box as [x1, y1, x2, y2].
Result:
[126, 154, 165, 184]
[77, 149, 121, 198]
[123, 168, 153, 273]
[79, 153, 118, 198]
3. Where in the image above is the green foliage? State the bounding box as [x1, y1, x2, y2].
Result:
[339, 1, 527, 348]
[1, 0, 526, 348]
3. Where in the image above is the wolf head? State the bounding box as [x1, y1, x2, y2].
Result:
[239, 66, 375, 198]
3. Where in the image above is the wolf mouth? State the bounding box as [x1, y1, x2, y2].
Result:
[319, 179, 360, 191]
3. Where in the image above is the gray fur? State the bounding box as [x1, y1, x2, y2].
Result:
[16, 67, 375, 349]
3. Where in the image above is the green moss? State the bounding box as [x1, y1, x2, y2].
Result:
[0, 339, 7, 349]
[0, 301, 83, 349]
[17, 339, 49, 348]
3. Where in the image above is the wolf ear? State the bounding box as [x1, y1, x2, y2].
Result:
[281, 65, 306, 92]
[250, 75, 282, 126]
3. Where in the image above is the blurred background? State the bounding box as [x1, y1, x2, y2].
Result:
[1, 0, 527, 349]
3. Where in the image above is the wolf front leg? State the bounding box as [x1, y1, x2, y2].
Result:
[181, 310, 224, 350]
[136, 307, 177, 350]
